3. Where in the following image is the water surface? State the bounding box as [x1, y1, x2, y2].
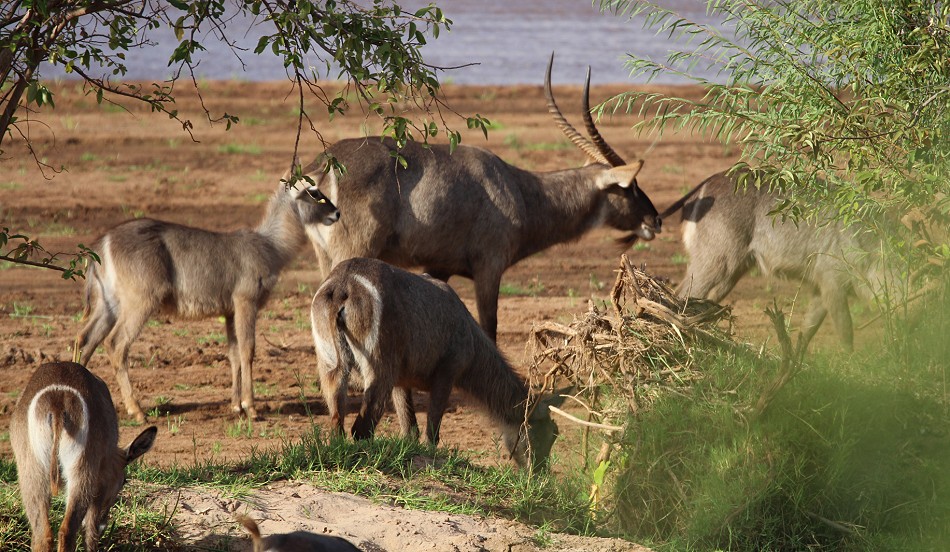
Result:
[42, 1, 727, 85]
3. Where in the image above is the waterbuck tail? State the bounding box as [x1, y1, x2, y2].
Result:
[235, 514, 264, 552]
[335, 304, 356, 385]
[48, 412, 62, 497]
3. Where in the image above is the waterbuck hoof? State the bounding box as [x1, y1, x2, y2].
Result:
[242, 405, 260, 421]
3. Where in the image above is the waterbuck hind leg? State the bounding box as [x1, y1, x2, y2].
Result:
[58, 493, 88, 552]
[82, 507, 103, 552]
[105, 309, 151, 422]
[17, 459, 52, 552]
[392, 386, 420, 440]
[76, 307, 116, 365]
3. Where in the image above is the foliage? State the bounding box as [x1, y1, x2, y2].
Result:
[1, 0, 488, 273]
[598, 0, 950, 274]
[0, 226, 98, 280]
[573, 275, 949, 550]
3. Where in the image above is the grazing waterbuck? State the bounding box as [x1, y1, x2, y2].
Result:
[665, 168, 894, 350]
[10, 362, 157, 552]
[310, 257, 561, 469]
[235, 515, 362, 552]
[75, 175, 340, 421]
[302, 53, 660, 341]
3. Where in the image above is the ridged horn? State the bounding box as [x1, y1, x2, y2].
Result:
[544, 52, 611, 166]
[582, 67, 627, 167]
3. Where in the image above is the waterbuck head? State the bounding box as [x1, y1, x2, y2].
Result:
[509, 392, 567, 472]
[545, 53, 661, 244]
[282, 161, 341, 227]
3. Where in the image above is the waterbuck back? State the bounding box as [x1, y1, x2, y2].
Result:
[236, 515, 362, 552]
[303, 55, 660, 341]
[309, 257, 559, 469]
[10, 362, 157, 552]
[75, 178, 339, 421]
[669, 169, 892, 350]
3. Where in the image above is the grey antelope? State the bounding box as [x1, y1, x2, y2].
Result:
[236, 515, 362, 552]
[302, 53, 660, 341]
[11, 362, 157, 552]
[664, 168, 894, 351]
[310, 257, 561, 470]
[75, 173, 340, 421]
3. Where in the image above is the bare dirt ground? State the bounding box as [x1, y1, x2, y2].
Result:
[0, 80, 859, 550]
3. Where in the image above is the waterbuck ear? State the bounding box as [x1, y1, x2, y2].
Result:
[529, 386, 573, 420]
[596, 159, 644, 190]
[125, 426, 157, 463]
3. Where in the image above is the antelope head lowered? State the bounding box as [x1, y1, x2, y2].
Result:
[11, 362, 157, 552]
[310, 257, 562, 470]
[302, 53, 660, 340]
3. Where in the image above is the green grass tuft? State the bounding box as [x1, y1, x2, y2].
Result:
[608, 283, 950, 551]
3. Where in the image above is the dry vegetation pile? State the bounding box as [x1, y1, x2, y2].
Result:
[528, 254, 739, 453]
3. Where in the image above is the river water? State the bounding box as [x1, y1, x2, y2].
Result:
[42, 1, 728, 85]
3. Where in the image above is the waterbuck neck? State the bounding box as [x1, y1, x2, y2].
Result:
[254, 188, 308, 269]
[455, 330, 529, 429]
[514, 165, 610, 260]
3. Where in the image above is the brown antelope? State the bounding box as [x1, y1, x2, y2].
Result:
[10, 362, 157, 552]
[665, 168, 894, 351]
[235, 515, 362, 552]
[310, 257, 561, 470]
[302, 53, 660, 341]
[75, 174, 340, 421]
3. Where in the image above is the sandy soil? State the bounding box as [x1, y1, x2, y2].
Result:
[0, 80, 856, 549]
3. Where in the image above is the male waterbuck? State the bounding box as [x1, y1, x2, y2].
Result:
[236, 515, 361, 552]
[75, 174, 340, 421]
[302, 53, 660, 341]
[310, 257, 561, 470]
[11, 362, 157, 552]
[665, 168, 893, 350]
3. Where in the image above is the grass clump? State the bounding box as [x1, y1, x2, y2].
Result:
[531, 257, 950, 550]
[129, 430, 594, 536]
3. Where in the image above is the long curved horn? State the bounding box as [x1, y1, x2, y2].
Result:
[544, 52, 611, 166]
[582, 67, 627, 167]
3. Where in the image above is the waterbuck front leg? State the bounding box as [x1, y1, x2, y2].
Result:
[799, 289, 853, 353]
[351, 373, 391, 440]
[232, 299, 260, 420]
[473, 267, 505, 342]
[424, 373, 455, 446]
[225, 315, 243, 416]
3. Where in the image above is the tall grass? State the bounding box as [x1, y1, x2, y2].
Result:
[609, 283, 950, 550]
